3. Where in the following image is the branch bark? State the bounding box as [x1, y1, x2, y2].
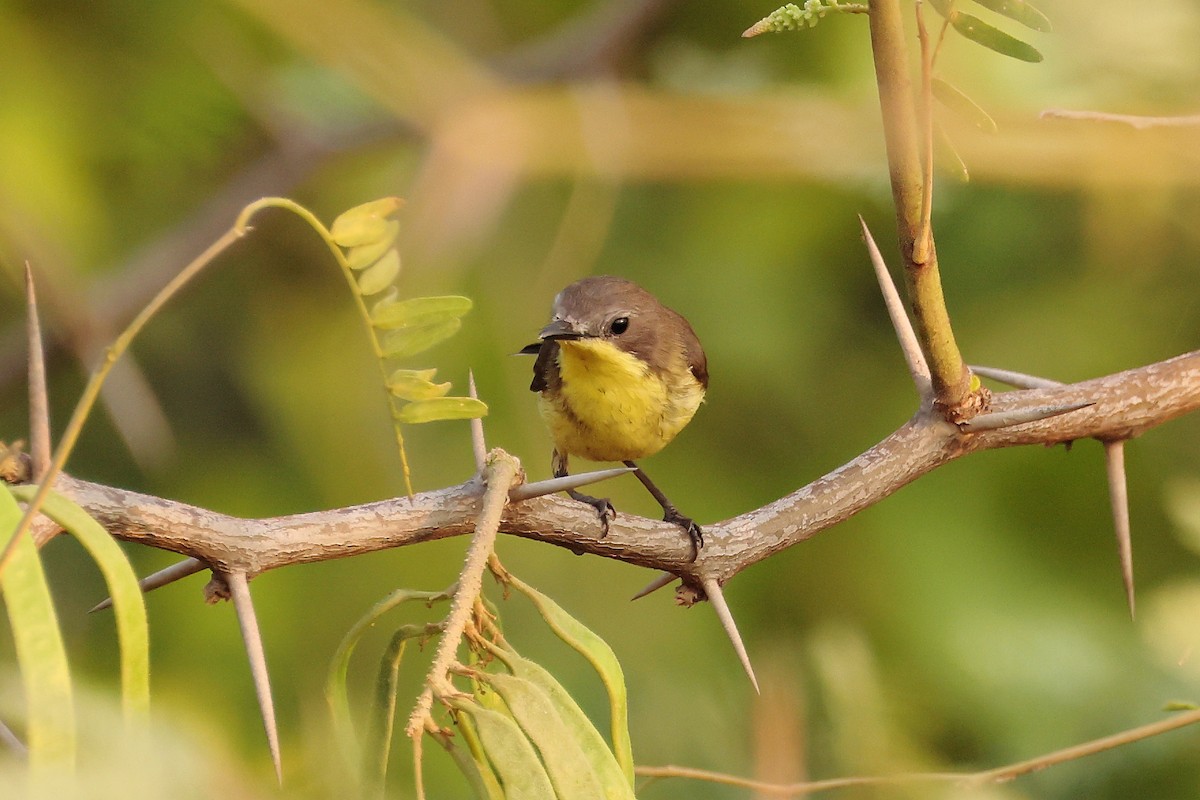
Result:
[25, 350, 1199, 589]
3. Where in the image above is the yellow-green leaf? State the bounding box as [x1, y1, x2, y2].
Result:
[393, 397, 488, 424]
[380, 318, 462, 359]
[931, 78, 997, 133]
[970, 0, 1051, 32]
[507, 575, 633, 784]
[477, 672, 607, 800]
[371, 296, 474, 330]
[450, 698, 556, 800]
[387, 369, 452, 401]
[346, 230, 400, 270]
[0, 487, 75, 771]
[330, 197, 404, 247]
[356, 250, 401, 296]
[951, 11, 1043, 62]
[10, 486, 149, 722]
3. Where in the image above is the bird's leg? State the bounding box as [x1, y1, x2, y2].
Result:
[623, 461, 703, 561]
[553, 450, 616, 536]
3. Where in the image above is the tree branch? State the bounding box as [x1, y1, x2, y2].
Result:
[22, 350, 1198, 589]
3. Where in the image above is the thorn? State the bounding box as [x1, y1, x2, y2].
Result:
[0, 717, 27, 759]
[226, 571, 283, 786]
[1104, 440, 1136, 619]
[508, 467, 636, 502]
[89, 557, 208, 613]
[858, 216, 932, 399]
[468, 370, 486, 472]
[958, 400, 1094, 432]
[25, 263, 51, 482]
[969, 364, 1064, 390]
[631, 571, 675, 601]
[701, 577, 759, 694]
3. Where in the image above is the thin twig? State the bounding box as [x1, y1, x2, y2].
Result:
[1040, 108, 1200, 129]
[25, 265, 51, 482]
[637, 705, 1200, 795]
[226, 571, 283, 785]
[913, 2, 934, 265]
[1103, 440, 1135, 619]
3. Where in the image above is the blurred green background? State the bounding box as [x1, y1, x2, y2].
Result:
[2, 0, 1200, 797]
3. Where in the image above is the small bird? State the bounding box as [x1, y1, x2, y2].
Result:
[520, 276, 707, 558]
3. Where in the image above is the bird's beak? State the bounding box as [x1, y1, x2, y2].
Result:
[538, 318, 584, 341]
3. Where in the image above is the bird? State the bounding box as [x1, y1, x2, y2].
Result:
[520, 276, 707, 559]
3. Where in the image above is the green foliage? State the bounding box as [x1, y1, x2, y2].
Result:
[329, 570, 634, 798]
[743, 1, 868, 37]
[0, 487, 75, 773]
[927, 0, 1048, 62]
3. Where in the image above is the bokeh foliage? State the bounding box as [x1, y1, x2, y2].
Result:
[2, 0, 1200, 797]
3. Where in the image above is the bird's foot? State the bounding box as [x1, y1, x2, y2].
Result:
[663, 508, 703, 562]
[568, 489, 617, 537]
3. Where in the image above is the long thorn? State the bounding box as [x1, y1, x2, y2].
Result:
[25, 264, 51, 482]
[0, 717, 27, 759]
[1104, 440, 1135, 619]
[468, 370, 486, 473]
[702, 578, 759, 694]
[89, 557, 208, 613]
[227, 571, 283, 785]
[859, 216, 932, 398]
[631, 571, 675, 601]
[970, 364, 1064, 390]
[958, 401, 1094, 432]
[508, 467, 635, 502]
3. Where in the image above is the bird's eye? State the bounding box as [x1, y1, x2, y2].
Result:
[610, 317, 629, 335]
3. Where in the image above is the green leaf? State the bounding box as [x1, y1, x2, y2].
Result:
[477, 672, 608, 800]
[330, 197, 404, 247]
[454, 706, 506, 799]
[9, 486, 149, 721]
[387, 368, 452, 401]
[935, 121, 971, 183]
[325, 587, 449, 764]
[450, 698, 557, 800]
[970, 0, 1051, 32]
[507, 575, 633, 784]
[488, 644, 635, 799]
[371, 295, 474, 330]
[0, 487, 75, 771]
[380, 318, 462, 359]
[931, 78, 998, 133]
[346, 228, 400, 270]
[393, 397, 488, 424]
[355, 250, 401, 296]
[950, 11, 1043, 62]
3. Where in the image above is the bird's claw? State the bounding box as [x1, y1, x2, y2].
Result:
[663, 509, 703, 562]
[568, 490, 617, 538]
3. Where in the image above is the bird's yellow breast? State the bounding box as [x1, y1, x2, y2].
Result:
[538, 338, 704, 462]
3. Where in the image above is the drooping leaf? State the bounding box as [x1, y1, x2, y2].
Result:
[355, 249, 401, 296]
[507, 575, 633, 784]
[371, 295, 474, 330]
[394, 397, 488, 424]
[476, 672, 607, 800]
[934, 121, 972, 182]
[970, 0, 1051, 32]
[449, 698, 556, 800]
[931, 78, 998, 132]
[386, 368, 452, 401]
[486, 643, 634, 799]
[10, 486, 149, 721]
[380, 318, 462, 359]
[0, 487, 75, 771]
[330, 197, 405, 247]
[950, 10, 1043, 62]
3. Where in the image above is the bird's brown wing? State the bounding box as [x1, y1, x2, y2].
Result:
[523, 340, 560, 393]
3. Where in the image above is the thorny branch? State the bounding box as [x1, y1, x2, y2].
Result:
[16, 349, 1198, 588]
